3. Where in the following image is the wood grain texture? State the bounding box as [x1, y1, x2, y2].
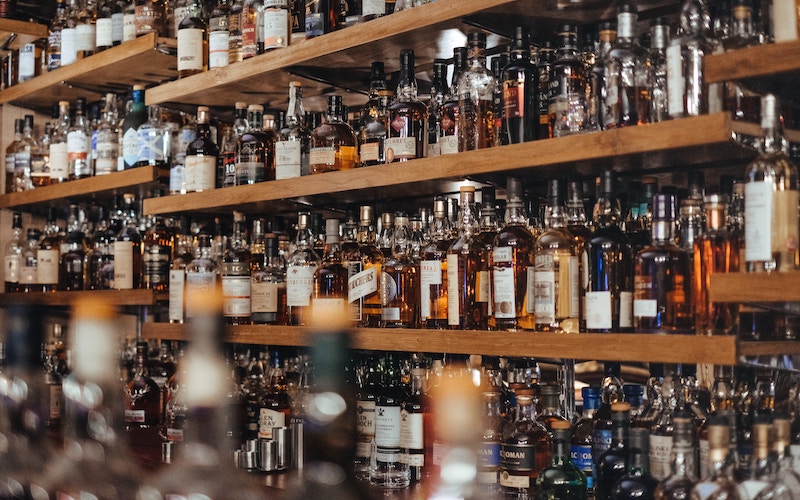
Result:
[142, 323, 745, 364]
[0, 288, 160, 306]
[710, 272, 800, 303]
[706, 40, 800, 83]
[0, 19, 48, 49]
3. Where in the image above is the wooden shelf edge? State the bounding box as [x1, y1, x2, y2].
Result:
[0, 166, 165, 209]
[144, 113, 739, 216]
[0, 289, 159, 306]
[709, 272, 800, 303]
[706, 40, 800, 84]
[145, 0, 515, 106]
[142, 323, 743, 364]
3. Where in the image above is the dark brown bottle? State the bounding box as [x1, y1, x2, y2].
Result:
[385, 49, 427, 162]
[503, 26, 538, 143]
[499, 392, 552, 497]
[59, 230, 86, 291]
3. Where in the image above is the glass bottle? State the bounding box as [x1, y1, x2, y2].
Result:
[114, 194, 143, 289]
[458, 32, 496, 151]
[168, 216, 193, 323]
[185, 232, 219, 319]
[739, 420, 773, 499]
[475, 389, 504, 496]
[667, 0, 717, 118]
[124, 340, 163, 459]
[4, 211, 22, 292]
[500, 392, 552, 498]
[595, 402, 631, 500]
[258, 0, 290, 52]
[401, 362, 432, 483]
[439, 46, 468, 156]
[550, 24, 590, 136]
[286, 212, 319, 326]
[378, 213, 417, 327]
[385, 49, 427, 162]
[19, 228, 41, 293]
[650, 17, 670, 123]
[95, 0, 115, 51]
[38, 207, 61, 292]
[744, 93, 799, 274]
[134, 0, 168, 37]
[587, 170, 634, 333]
[359, 61, 390, 165]
[361, 0, 386, 21]
[588, 22, 616, 131]
[136, 104, 168, 168]
[142, 212, 172, 292]
[501, 26, 538, 144]
[5, 118, 22, 192]
[258, 351, 292, 441]
[493, 177, 535, 331]
[534, 179, 582, 333]
[183, 106, 219, 192]
[15, 115, 41, 191]
[236, 103, 274, 184]
[538, 383, 569, 432]
[310, 95, 359, 173]
[426, 58, 448, 157]
[537, 420, 588, 499]
[276, 81, 311, 179]
[122, 0, 136, 42]
[633, 194, 693, 333]
[312, 218, 349, 321]
[692, 419, 742, 499]
[122, 85, 148, 170]
[447, 185, 490, 329]
[221, 211, 252, 324]
[60, 0, 78, 67]
[94, 93, 120, 176]
[537, 41, 556, 139]
[355, 355, 380, 481]
[420, 197, 453, 329]
[655, 415, 698, 499]
[59, 229, 86, 291]
[48, 1, 69, 71]
[369, 357, 410, 490]
[76, 0, 97, 59]
[572, 386, 602, 494]
[612, 428, 658, 500]
[346, 205, 383, 327]
[177, 0, 207, 78]
[67, 97, 92, 180]
[603, 2, 651, 128]
[251, 229, 287, 325]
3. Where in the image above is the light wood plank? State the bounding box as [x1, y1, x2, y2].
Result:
[706, 40, 800, 84]
[0, 19, 48, 49]
[710, 272, 800, 303]
[144, 113, 749, 216]
[0, 289, 160, 306]
[142, 323, 742, 365]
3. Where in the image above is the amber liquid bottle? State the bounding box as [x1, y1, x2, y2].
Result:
[347, 206, 383, 327]
[310, 95, 359, 173]
[420, 198, 453, 329]
[312, 218, 349, 321]
[385, 49, 427, 162]
[499, 392, 552, 497]
[381, 214, 419, 328]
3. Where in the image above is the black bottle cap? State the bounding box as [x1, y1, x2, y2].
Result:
[506, 177, 524, 205]
[481, 186, 496, 208]
[599, 21, 617, 32]
[652, 194, 676, 222]
[467, 31, 487, 49]
[68, 230, 85, 243]
[399, 49, 415, 69]
[5, 304, 45, 370]
[547, 179, 565, 207]
[51, 101, 60, 120]
[370, 61, 385, 80]
[74, 96, 86, 114]
[27, 228, 41, 241]
[599, 170, 617, 197]
[24, 114, 33, 129]
[14, 118, 23, 134]
[719, 175, 736, 197]
[433, 58, 448, 74]
[511, 26, 531, 51]
[687, 170, 705, 197]
[453, 46, 468, 70]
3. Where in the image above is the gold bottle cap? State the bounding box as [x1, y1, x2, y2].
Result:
[235, 101, 248, 109]
[753, 422, 772, 459]
[551, 420, 571, 431]
[133, 84, 145, 91]
[611, 402, 631, 412]
[381, 212, 394, 227]
[248, 104, 264, 113]
[707, 424, 731, 463]
[359, 205, 374, 225]
[290, 81, 302, 87]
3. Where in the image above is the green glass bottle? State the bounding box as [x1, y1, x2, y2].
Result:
[536, 420, 588, 499]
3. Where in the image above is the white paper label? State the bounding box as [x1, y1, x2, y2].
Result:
[744, 182, 773, 262]
[222, 276, 251, 317]
[168, 269, 185, 322]
[113, 241, 134, 289]
[666, 44, 685, 116]
[585, 291, 612, 329]
[493, 265, 516, 319]
[251, 281, 279, 313]
[208, 31, 229, 68]
[37, 249, 59, 284]
[111, 13, 124, 42]
[348, 266, 378, 303]
[534, 270, 555, 324]
[261, 9, 289, 49]
[184, 155, 217, 192]
[309, 147, 336, 166]
[275, 140, 301, 179]
[258, 408, 285, 439]
[76, 23, 96, 52]
[360, 142, 379, 162]
[312, 297, 346, 319]
[286, 265, 315, 306]
[361, 0, 385, 16]
[439, 135, 459, 155]
[384, 136, 417, 160]
[123, 13, 137, 41]
[96, 17, 113, 47]
[375, 405, 401, 447]
[493, 246, 513, 263]
[633, 299, 658, 318]
[18, 43, 35, 80]
[185, 271, 218, 317]
[447, 254, 460, 325]
[619, 291, 633, 328]
[177, 28, 204, 71]
[61, 27, 77, 65]
[5, 255, 20, 283]
[419, 260, 442, 320]
[649, 434, 673, 481]
[400, 410, 424, 450]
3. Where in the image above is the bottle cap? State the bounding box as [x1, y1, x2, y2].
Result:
[453, 47, 468, 70]
[235, 101, 248, 110]
[652, 194, 676, 222]
[297, 212, 311, 229]
[547, 179, 565, 207]
[599, 170, 616, 197]
[359, 205, 374, 225]
[511, 26, 530, 51]
[433, 197, 447, 217]
[467, 32, 487, 49]
[380, 212, 394, 227]
[370, 61, 385, 80]
[289, 80, 302, 87]
[325, 218, 340, 237]
[399, 49, 415, 68]
[248, 104, 264, 113]
[481, 186, 496, 208]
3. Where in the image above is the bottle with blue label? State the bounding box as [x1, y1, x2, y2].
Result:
[572, 386, 601, 494]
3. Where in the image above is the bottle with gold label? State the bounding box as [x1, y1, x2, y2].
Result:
[310, 95, 359, 173]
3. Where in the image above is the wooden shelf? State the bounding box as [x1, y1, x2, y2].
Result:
[705, 40, 800, 105]
[0, 166, 167, 213]
[710, 272, 800, 303]
[141, 322, 800, 365]
[0, 33, 176, 113]
[0, 18, 48, 50]
[0, 288, 164, 307]
[143, 113, 752, 216]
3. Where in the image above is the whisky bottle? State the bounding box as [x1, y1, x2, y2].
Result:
[121, 85, 148, 170]
[59, 229, 85, 290]
[236, 104, 274, 184]
[654, 415, 698, 500]
[134, 0, 168, 37]
[491, 52, 508, 147]
[381, 213, 419, 328]
[361, 0, 386, 21]
[4, 212, 22, 292]
[427, 58, 448, 157]
[648, 371, 679, 481]
[476, 389, 503, 496]
[168, 216, 193, 323]
[493, 177, 535, 330]
[47, 1, 69, 70]
[258, 352, 292, 441]
[401, 362, 432, 482]
[5, 118, 22, 192]
[693, 194, 741, 335]
[60, 0, 78, 67]
[304, 0, 332, 38]
[17, 115, 44, 190]
[612, 428, 658, 500]
[537, 421, 588, 499]
[183, 106, 218, 192]
[276, 82, 311, 179]
[355, 356, 380, 481]
[572, 386, 601, 494]
[19, 228, 41, 293]
[503, 26, 539, 143]
[38, 207, 61, 292]
[550, 24, 590, 136]
[208, 0, 230, 69]
[667, 0, 717, 118]
[347, 205, 383, 327]
[439, 46, 467, 156]
[142, 212, 172, 292]
[420, 197, 452, 328]
[603, 3, 651, 128]
[221, 211, 252, 325]
[537, 41, 556, 138]
[446, 185, 490, 329]
[286, 212, 320, 326]
[67, 98, 92, 180]
[458, 32, 496, 151]
[369, 358, 410, 489]
[691, 420, 742, 499]
[358, 61, 389, 163]
[185, 233, 219, 319]
[633, 194, 692, 333]
[385, 49, 427, 162]
[587, 171, 634, 333]
[744, 94, 799, 274]
[177, 0, 206, 78]
[534, 179, 582, 333]
[112, 194, 143, 290]
[258, 0, 290, 52]
[499, 391, 552, 498]
[310, 95, 359, 173]
[95, 0, 114, 51]
[94, 93, 120, 176]
[124, 340, 163, 444]
[251, 228, 287, 325]
[136, 105, 168, 169]
[593, 363, 625, 469]
[228, 0, 243, 63]
[123, 1, 136, 42]
[649, 17, 670, 123]
[75, 0, 97, 59]
[595, 402, 631, 500]
[312, 218, 349, 321]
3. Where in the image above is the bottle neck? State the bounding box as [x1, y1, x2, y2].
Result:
[651, 220, 675, 243]
[458, 194, 479, 236]
[545, 204, 567, 229]
[505, 203, 528, 226]
[397, 65, 418, 102]
[429, 215, 451, 242]
[287, 86, 305, 125]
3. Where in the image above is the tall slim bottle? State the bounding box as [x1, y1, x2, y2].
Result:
[122, 85, 148, 170]
[251, 230, 287, 325]
[458, 32, 496, 151]
[312, 218, 349, 321]
[222, 211, 252, 324]
[48, 1, 69, 70]
[5, 119, 23, 192]
[142, 212, 172, 291]
[427, 58, 448, 157]
[595, 402, 632, 500]
[347, 205, 383, 327]
[276, 81, 311, 179]
[49, 101, 70, 184]
[38, 207, 61, 292]
[503, 26, 538, 144]
[439, 46, 467, 156]
[420, 197, 452, 329]
[385, 49, 427, 162]
[94, 93, 120, 176]
[286, 212, 319, 325]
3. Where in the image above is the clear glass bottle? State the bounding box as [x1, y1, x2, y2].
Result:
[650, 17, 670, 123]
[385, 49, 427, 162]
[38, 207, 62, 292]
[612, 428, 659, 500]
[692, 419, 743, 499]
[499, 392, 552, 498]
[67, 97, 92, 180]
[667, 0, 717, 118]
[549, 24, 590, 136]
[354, 355, 380, 482]
[655, 415, 699, 499]
[310, 95, 359, 173]
[381, 213, 419, 328]
[359, 61, 389, 163]
[167, 217, 193, 323]
[4, 211, 23, 292]
[136, 104, 168, 168]
[537, 420, 588, 499]
[286, 212, 320, 326]
[476, 389, 503, 496]
[221, 211, 251, 324]
[603, 2, 651, 128]
[236, 103, 274, 184]
[94, 93, 120, 176]
[47, 1, 69, 70]
[5, 118, 23, 192]
[346, 205, 384, 327]
[185, 232, 219, 319]
[744, 94, 799, 274]
[401, 362, 432, 483]
[114, 194, 143, 290]
[493, 177, 535, 331]
[276, 81, 311, 179]
[177, 0, 207, 78]
[208, 0, 231, 68]
[19, 228, 41, 293]
[439, 46, 468, 156]
[251, 229, 287, 325]
[458, 32, 496, 151]
[312, 218, 349, 321]
[95, 0, 115, 51]
[420, 197, 453, 329]
[633, 194, 693, 333]
[16, 115, 44, 190]
[447, 185, 490, 329]
[533, 179, 582, 333]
